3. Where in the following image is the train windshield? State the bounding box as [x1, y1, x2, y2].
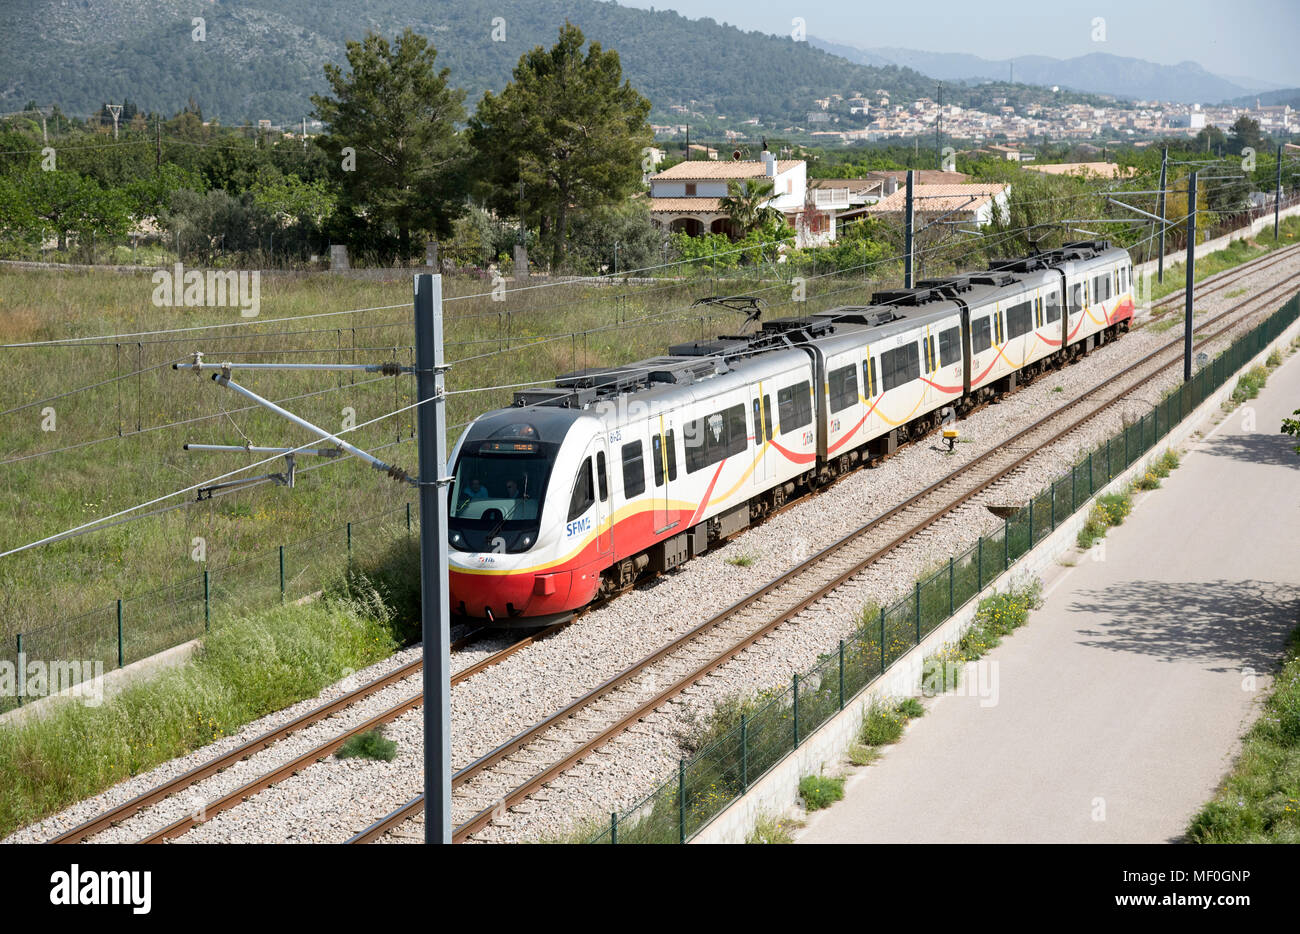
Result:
[447, 441, 556, 552]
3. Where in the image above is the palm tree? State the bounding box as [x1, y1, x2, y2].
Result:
[718, 178, 782, 237]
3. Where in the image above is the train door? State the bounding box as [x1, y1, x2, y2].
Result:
[649, 415, 677, 535]
[594, 440, 612, 558]
[751, 383, 772, 486]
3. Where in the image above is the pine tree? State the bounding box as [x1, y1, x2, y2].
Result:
[311, 28, 467, 260]
[469, 22, 652, 271]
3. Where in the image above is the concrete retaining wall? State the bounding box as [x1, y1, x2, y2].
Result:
[691, 304, 1300, 844]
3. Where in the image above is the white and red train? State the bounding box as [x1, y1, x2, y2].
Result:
[447, 240, 1135, 623]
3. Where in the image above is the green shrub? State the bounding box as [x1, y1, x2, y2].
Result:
[336, 727, 398, 762]
[747, 812, 795, 843]
[1230, 365, 1269, 404]
[798, 774, 845, 811]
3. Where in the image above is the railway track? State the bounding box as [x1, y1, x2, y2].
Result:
[46, 244, 1300, 847]
[351, 266, 1300, 844]
[1145, 242, 1300, 312]
[46, 623, 567, 844]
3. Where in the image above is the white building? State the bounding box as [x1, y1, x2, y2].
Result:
[648, 151, 835, 247]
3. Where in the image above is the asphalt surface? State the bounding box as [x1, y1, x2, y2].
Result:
[797, 343, 1300, 844]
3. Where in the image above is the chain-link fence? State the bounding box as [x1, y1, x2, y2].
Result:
[589, 292, 1300, 843]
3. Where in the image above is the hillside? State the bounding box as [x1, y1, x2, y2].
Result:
[0, 0, 950, 127]
[811, 40, 1263, 105]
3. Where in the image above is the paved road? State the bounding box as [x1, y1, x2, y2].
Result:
[798, 346, 1300, 844]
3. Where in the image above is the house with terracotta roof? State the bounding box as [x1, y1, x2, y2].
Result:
[648, 151, 835, 247]
[864, 182, 1011, 226]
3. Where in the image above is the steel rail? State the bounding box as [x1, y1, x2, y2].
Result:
[355, 272, 1300, 844]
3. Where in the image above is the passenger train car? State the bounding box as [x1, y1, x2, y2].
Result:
[447, 241, 1135, 623]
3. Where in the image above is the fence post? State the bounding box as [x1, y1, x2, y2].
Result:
[610, 812, 617, 845]
[1051, 483, 1056, 530]
[977, 537, 983, 591]
[1070, 466, 1076, 515]
[1028, 498, 1034, 545]
[793, 673, 801, 748]
[279, 545, 285, 602]
[741, 713, 749, 790]
[406, 502, 411, 533]
[1088, 451, 1094, 495]
[839, 640, 846, 710]
[948, 557, 955, 615]
[1107, 437, 1112, 479]
[1004, 517, 1010, 569]
[15, 633, 22, 706]
[914, 582, 921, 642]
[879, 607, 886, 671]
[678, 758, 686, 844]
[116, 599, 124, 669]
[204, 570, 210, 631]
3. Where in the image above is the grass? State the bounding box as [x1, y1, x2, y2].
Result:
[336, 727, 397, 762]
[798, 774, 845, 811]
[1146, 217, 1300, 303]
[0, 257, 903, 675]
[746, 811, 798, 843]
[1186, 627, 1300, 843]
[858, 698, 925, 747]
[725, 553, 757, 568]
[1076, 490, 1133, 550]
[1132, 448, 1181, 491]
[0, 593, 398, 839]
[1229, 364, 1269, 404]
[925, 579, 1044, 692]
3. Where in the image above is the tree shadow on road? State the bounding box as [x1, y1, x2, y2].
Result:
[1066, 579, 1297, 672]
[1197, 427, 1300, 469]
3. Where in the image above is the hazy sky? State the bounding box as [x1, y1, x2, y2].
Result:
[618, 0, 1300, 86]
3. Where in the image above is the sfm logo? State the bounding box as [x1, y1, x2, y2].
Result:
[566, 516, 592, 537]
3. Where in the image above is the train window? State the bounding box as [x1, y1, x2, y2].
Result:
[568, 457, 595, 522]
[752, 398, 763, 447]
[928, 336, 937, 372]
[828, 364, 858, 413]
[665, 429, 677, 481]
[1092, 274, 1111, 302]
[1034, 298, 1043, 327]
[938, 327, 961, 367]
[1069, 283, 1084, 313]
[651, 434, 664, 487]
[1045, 291, 1061, 323]
[881, 343, 920, 392]
[621, 441, 645, 498]
[763, 396, 773, 441]
[596, 450, 608, 502]
[778, 381, 813, 434]
[971, 317, 992, 353]
[685, 404, 746, 473]
[996, 313, 1004, 344]
[1006, 300, 1033, 339]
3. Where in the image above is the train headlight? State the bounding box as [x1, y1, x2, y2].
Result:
[449, 530, 465, 549]
[517, 534, 534, 551]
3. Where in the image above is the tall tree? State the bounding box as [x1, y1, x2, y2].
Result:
[312, 29, 467, 259]
[469, 23, 652, 270]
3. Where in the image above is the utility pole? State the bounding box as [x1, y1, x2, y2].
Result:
[1157, 146, 1168, 283]
[1184, 171, 1197, 383]
[40, 111, 47, 146]
[106, 103, 122, 140]
[685, 125, 690, 161]
[904, 169, 915, 289]
[936, 82, 942, 170]
[1276, 143, 1283, 241]
[413, 274, 452, 845]
[156, 115, 162, 169]
[302, 117, 307, 153]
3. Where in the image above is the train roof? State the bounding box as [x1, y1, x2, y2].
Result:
[479, 240, 1132, 437]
